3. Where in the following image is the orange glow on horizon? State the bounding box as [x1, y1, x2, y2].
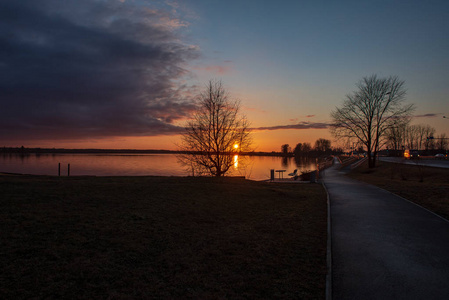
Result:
[9, 128, 335, 152]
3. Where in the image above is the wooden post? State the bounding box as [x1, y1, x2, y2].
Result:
[68, 163, 70, 176]
[58, 163, 61, 176]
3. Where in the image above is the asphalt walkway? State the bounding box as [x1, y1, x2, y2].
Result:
[323, 159, 449, 299]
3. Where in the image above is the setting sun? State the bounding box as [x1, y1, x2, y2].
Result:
[233, 144, 239, 149]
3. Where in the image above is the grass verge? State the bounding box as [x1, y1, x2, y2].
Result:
[347, 160, 449, 221]
[0, 176, 327, 299]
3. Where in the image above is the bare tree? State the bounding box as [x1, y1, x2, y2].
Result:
[387, 123, 436, 152]
[293, 143, 303, 156]
[416, 124, 428, 150]
[423, 125, 436, 151]
[331, 75, 414, 168]
[405, 125, 420, 150]
[437, 133, 448, 151]
[178, 80, 252, 177]
[302, 142, 312, 153]
[281, 144, 291, 155]
[294, 142, 312, 156]
[314, 138, 331, 153]
[386, 120, 407, 152]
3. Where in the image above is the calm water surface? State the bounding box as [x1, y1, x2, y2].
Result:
[0, 153, 316, 181]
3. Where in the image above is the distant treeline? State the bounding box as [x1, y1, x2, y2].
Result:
[1, 147, 178, 154]
[0, 147, 292, 157]
[280, 138, 344, 157]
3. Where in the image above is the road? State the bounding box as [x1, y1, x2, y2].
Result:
[379, 157, 449, 169]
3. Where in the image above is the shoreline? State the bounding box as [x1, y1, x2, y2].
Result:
[0, 172, 317, 183]
[2, 147, 287, 156]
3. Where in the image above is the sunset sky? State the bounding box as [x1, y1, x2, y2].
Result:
[1, 0, 448, 151]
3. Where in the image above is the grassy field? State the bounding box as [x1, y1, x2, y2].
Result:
[0, 175, 327, 299]
[347, 160, 449, 220]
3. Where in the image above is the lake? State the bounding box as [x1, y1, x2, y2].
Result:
[0, 153, 317, 181]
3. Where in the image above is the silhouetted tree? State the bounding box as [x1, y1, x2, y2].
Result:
[302, 142, 312, 154]
[314, 138, 331, 153]
[293, 142, 312, 157]
[437, 133, 448, 151]
[293, 143, 303, 156]
[415, 124, 430, 151]
[331, 75, 414, 168]
[178, 80, 252, 176]
[385, 119, 408, 152]
[332, 147, 344, 154]
[405, 125, 421, 150]
[386, 123, 436, 152]
[423, 125, 436, 151]
[281, 144, 291, 155]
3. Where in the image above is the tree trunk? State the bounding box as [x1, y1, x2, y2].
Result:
[367, 151, 374, 168]
[372, 151, 377, 168]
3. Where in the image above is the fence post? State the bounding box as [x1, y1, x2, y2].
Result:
[58, 163, 61, 176]
[68, 163, 70, 177]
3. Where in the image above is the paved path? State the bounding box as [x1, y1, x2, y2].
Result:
[323, 159, 449, 300]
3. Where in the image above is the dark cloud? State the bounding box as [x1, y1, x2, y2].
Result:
[414, 113, 441, 118]
[0, 0, 199, 141]
[252, 122, 330, 131]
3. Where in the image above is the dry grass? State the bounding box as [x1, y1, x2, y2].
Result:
[0, 176, 327, 299]
[347, 160, 449, 220]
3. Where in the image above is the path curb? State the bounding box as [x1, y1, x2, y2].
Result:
[322, 181, 332, 300]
